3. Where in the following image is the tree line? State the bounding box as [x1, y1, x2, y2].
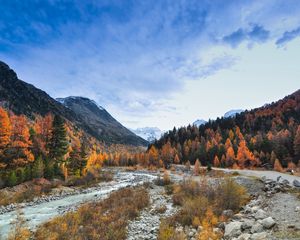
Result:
[149, 91, 300, 170]
[0, 108, 88, 187]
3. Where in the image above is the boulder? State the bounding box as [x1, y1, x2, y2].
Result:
[238, 233, 251, 240]
[251, 223, 263, 233]
[293, 179, 300, 188]
[224, 222, 242, 239]
[242, 220, 255, 230]
[254, 209, 267, 220]
[250, 232, 268, 240]
[261, 217, 276, 229]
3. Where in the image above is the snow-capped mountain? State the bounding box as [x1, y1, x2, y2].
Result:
[193, 119, 207, 127]
[131, 127, 163, 142]
[224, 109, 243, 118]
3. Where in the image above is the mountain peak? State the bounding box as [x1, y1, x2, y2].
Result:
[224, 109, 243, 118]
[193, 119, 207, 127]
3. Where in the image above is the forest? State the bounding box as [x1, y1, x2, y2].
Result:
[150, 90, 300, 171]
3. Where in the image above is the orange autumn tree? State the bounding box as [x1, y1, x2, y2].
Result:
[236, 140, 258, 168]
[31, 114, 53, 157]
[274, 158, 283, 172]
[8, 114, 34, 168]
[0, 107, 11, 169]
[294, 125, 300, 161]
[213, 155, 220, 167]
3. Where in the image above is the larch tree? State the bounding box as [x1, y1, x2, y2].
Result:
[0, 107, 11, 169]
[274, 158, 283, 172]
[294, 125, 300, 162]
[8, 114, 34, 168]
[194, 158, 200, 175]
[213, 155, 220, 167]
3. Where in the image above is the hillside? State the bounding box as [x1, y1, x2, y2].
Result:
[57, 97, 148, 146]
[150, 90, 300, 169]
[0, 61, 147, 146]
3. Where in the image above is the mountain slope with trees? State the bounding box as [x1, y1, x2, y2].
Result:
[150, 90, 300, 170]
[0, 61, 146, 146]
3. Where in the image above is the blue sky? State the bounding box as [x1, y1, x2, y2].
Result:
[0, 1, 300, 130]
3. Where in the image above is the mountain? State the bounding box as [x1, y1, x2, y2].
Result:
[0, 61, 147, 146]
[193, 119, 207, 127]
[131, 127, 163, 143]
[57, 96, 148, 146]
[224, 109, 243, 118]
[151, 90, 300, 169]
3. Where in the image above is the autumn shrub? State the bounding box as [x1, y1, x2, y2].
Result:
[158, 220, 186, 240]
[34, 187, 149, 240]
[155, 171, 172, 186]
[164, 177, 248, 231]
[215, 177, 249, 215]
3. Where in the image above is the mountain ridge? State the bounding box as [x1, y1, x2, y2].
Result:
[0, 61, 147, 146]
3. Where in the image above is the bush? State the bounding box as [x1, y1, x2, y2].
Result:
[35, 187, 149, 240]
[155, 171, 172, 186]
[167, 178, 248, 228]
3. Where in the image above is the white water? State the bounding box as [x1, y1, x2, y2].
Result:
[0, 171, 157, 238]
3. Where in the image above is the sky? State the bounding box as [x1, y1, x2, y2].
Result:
[0, 0, 300, 130]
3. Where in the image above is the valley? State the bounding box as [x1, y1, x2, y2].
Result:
[1, 167, 300, 239]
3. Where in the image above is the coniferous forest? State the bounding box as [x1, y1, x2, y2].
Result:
[150, 90, 300, 170]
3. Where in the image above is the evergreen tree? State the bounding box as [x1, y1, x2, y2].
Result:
[49, 115, 68, 174]
[8, 170, 17, 187]
[32, 156, 45, 178]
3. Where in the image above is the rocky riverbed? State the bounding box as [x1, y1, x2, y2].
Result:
[0, 170, 158, 238]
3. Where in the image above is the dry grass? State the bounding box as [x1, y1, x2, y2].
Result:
[158, 177, 249, 239]
[34, 187, 149, 240]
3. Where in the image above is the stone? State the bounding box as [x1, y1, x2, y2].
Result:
[295, 206, 300, 212]
[261, 217, 276, 229]
[250, 232, 268, 240]
[238, 233, 251, 240]
[242, 220, 255, 230]
[223, 209, 234, 218]
[293, 179, 300, 188]
[224, 222, 242, 239]
[251, 223, 263, 233]
[254, 209, 267, 220]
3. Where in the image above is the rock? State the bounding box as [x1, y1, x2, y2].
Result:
[251, 223, 263, 233]
[250, 206, 260, 213]
[238, 233, 251, 240]
[261, 217, 276, 229]
[250, 232, 268, 240]
[295, 206, 300, 212]
[222, 209, 234, 218]
[241, 220, 255, 230]
[254, 209, 267, 220]
[293, 179, 300, 188]
[224, 222, 242, 239]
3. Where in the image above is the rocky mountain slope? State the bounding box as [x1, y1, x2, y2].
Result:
[0, 61, 147, 146]
[57, 96, 148, 146]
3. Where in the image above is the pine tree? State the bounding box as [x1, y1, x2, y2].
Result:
[32, 156, 45, 178]
[49, 115, 68, 174]
[8, 170, 17, 187]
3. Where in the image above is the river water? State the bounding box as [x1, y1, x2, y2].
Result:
[0, 171, 157, 238]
